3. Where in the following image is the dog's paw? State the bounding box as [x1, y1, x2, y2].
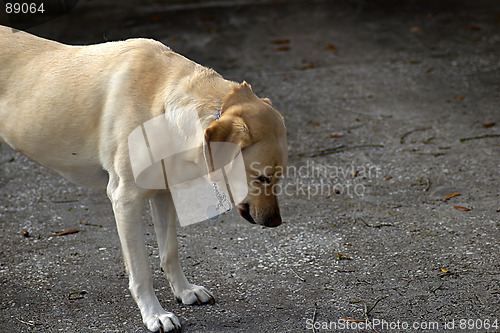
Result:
[175, 284, 215, 305]
[143, 312, 181, 333]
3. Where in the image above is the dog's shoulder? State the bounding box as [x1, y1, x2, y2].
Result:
[106, 38, 172, 59]
[117, 38, 172, 53]
[98, 38, 182, 69]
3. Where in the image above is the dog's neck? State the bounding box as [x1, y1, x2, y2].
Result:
[157, 72, 237, 176]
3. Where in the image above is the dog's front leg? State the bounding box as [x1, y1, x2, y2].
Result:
[107, 179, 181, 333]
[151, 191, 215, 305]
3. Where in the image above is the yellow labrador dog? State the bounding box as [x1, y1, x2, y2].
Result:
[0, 26, 287, 332]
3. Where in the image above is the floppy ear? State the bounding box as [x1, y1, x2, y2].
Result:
[221, 81, 259, 112]
[203, 117, 251, 175]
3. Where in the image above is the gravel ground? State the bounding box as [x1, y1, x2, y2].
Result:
[1, 0, 499, 332]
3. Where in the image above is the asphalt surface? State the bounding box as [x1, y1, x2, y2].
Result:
[1, 0, 499, 332]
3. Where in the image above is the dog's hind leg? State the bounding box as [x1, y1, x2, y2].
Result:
[151, 191, 215, 305]
[107, 177, 181, 333]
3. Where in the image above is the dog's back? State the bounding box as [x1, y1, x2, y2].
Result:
[0, 26, 172, 187]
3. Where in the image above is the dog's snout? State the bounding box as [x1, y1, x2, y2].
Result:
[238, 203, 282, 227]
[265, 213, 282, 228]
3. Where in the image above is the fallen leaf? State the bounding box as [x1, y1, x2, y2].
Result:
[444, 192, 461, 200]
[55, 229, 80, 236]
[482, 122, 496, 128]
[410, 26, 422, 33]
[335, 253, 352, 261]
[150, 14, 163, 22]
[276, 46, 290, 51]
[312, 122, 320, 127]
[464, 25, 481, 31]
[270, 39, 290, 45]
[299, 63, 316, 70]
[440, 267, 449, 273]
[454, 206, 471, 211]
[326, 44, 337, 51]
[68, 290, 87, 300]
[456, 95, 464, 100]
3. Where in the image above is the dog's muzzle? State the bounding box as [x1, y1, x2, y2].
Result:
[238, 204, 282, 228]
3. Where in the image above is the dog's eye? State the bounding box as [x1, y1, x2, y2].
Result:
[257, 175, 271, 184]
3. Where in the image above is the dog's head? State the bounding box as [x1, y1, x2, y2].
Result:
[203, 82, 287, 227]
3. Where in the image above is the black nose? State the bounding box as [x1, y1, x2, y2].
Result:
[265, 214, 282, 227]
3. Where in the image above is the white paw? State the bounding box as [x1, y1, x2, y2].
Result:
[175, 284, 215, 305]
[143, 312, 181, 333]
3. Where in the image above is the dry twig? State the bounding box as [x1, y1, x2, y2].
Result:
[305, 144, 384, 158]
[363, 295, 389, 333]
[400, 127, 432, 144]
[365, 295, 388, 316]
[332, 105, 392, 119]
[459, 134, 500, 142]
[290, 267, 306, 282]
[430, 282, 444, 293]
[16, 318, 36, 327]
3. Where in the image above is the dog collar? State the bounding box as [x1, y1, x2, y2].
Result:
[207, 108, 232, 222]
[214, 109, 221, 121]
